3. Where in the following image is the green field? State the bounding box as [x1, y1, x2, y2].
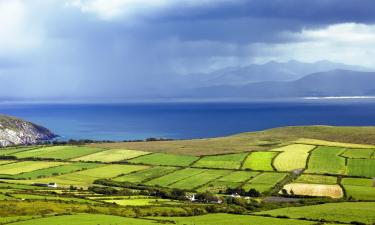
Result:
[7, 214, 159, 225]
[243, 172, 287, 193]
[103, 198, 175, 206]
[342, 148, 374, 158]
[306, 146, 346, 175]
[11, 146, 106, 160]
[256, 202, 375, 224]
[24, 164, 149, 187]
[199, 171, 259, 193]
[295, 174, 337, 184]
[72, 148, 150, 162]
[342, 178, 375, 200]
[113, 166, 178, 183]
[273, 144, 315, 171]
[162, 213, 315, 225]
[0, 147, 39, 156]
[0, 161, 67, 175]
[4, 213, 316, 225]
[242, 152, 276, 171]
[145, 168, 205, 187]
[0, 160, 16, 165]
[13, 163, 100, 179]
[347, 159, 375, 177]
[129, 153, 198, 166]
[169, 169, 231, 190]
[193, 153, 248, 169]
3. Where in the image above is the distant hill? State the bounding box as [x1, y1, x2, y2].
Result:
[0, 115, 56, 147]
[173, 60, 368, 88]
[188, 70, 375, 98]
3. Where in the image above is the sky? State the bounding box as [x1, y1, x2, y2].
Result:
[1, 0, 375, 102]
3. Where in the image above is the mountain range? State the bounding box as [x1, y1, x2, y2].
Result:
[183, 70, 375, 98]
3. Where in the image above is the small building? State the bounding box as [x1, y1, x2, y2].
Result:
[230, 193, 241, 198]
[186, 194, 196, 202]
[33, 182, 58, 188]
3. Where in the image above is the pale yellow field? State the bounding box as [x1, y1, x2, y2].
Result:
[0, 160, 16, 165]
[72, 149, 150, 162]
[295, 138, 375, 149]
[273, 144, 316, 171]
[282, 183, 343, 198]
[0, 161, 67, 175]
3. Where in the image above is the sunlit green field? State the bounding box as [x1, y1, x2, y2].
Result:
[11, 146, 106, 160]
[294, 174, 337, 184]
[347, 159, 375, 177]
[72, 149, 150, 162]
[242, 151, 276, 171]
[0, 161, 67, 175]
[342, 178, 375, 200]
[12, 163, 100, 179]
[305, 146, 346, 174]
[242, 172, 287, 193]
[193, 153, 248, 169]
[129, 153, 199, 166]
[256, 202, 375, 224]
[113, 166, 178, 183]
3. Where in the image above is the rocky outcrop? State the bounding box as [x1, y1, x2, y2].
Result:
[0, 115, 56, 147]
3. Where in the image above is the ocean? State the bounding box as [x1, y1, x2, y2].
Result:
[1, 100, 375, 141]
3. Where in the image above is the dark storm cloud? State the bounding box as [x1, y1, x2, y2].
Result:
[1, 0, 375, 101]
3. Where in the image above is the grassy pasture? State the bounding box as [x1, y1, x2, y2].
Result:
[0, 147, 39, 156]
[342, 148, 374, 158]
[72, 149, 150, 162]
[243, 172, 287, 193]
[169, 169, 231, 190]
[6, 213, 316, 225]
[11, 193, 94, 204]
[13, 163, 100, 179]
[295, 175, 337, 184]
[256, 202, 375, 224]
[129, 153, 198, 167]
[347, 159, 375, 177]
[273, 144, 315, 171]
[11, 146, 105, 160]
[0, 161, 67, 175]
[0, 160, 16, 165]
[104, 198, 174, 206]
[219, 171, 260, 183]
[342, 178, 375, 200]
[306, 146, 346, 175]
[162, 213, 315, 225]
[198, 171, 259, 193]
[193, 153, 248, 169]
[27, 164, 149, 187]
[242, 152, 276, 171]
[282, 183, 343, 198]
[113, 166, 178, 183]
[8, 214, 160, 225]
[145, 168, 205, 187]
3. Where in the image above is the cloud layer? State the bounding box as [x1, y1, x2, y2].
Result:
[0, 0, 375, 101]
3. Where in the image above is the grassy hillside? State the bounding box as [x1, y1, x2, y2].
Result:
[89, 125, 375, 155]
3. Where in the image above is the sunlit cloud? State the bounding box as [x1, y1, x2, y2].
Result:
[251, 23, 375, 68]
[0, 0, 42, 54]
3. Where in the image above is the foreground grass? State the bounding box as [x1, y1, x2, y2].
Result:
[256, 202, 375, 224]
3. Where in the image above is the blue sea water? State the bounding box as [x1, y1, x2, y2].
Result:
[1, 100, 375, 141]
